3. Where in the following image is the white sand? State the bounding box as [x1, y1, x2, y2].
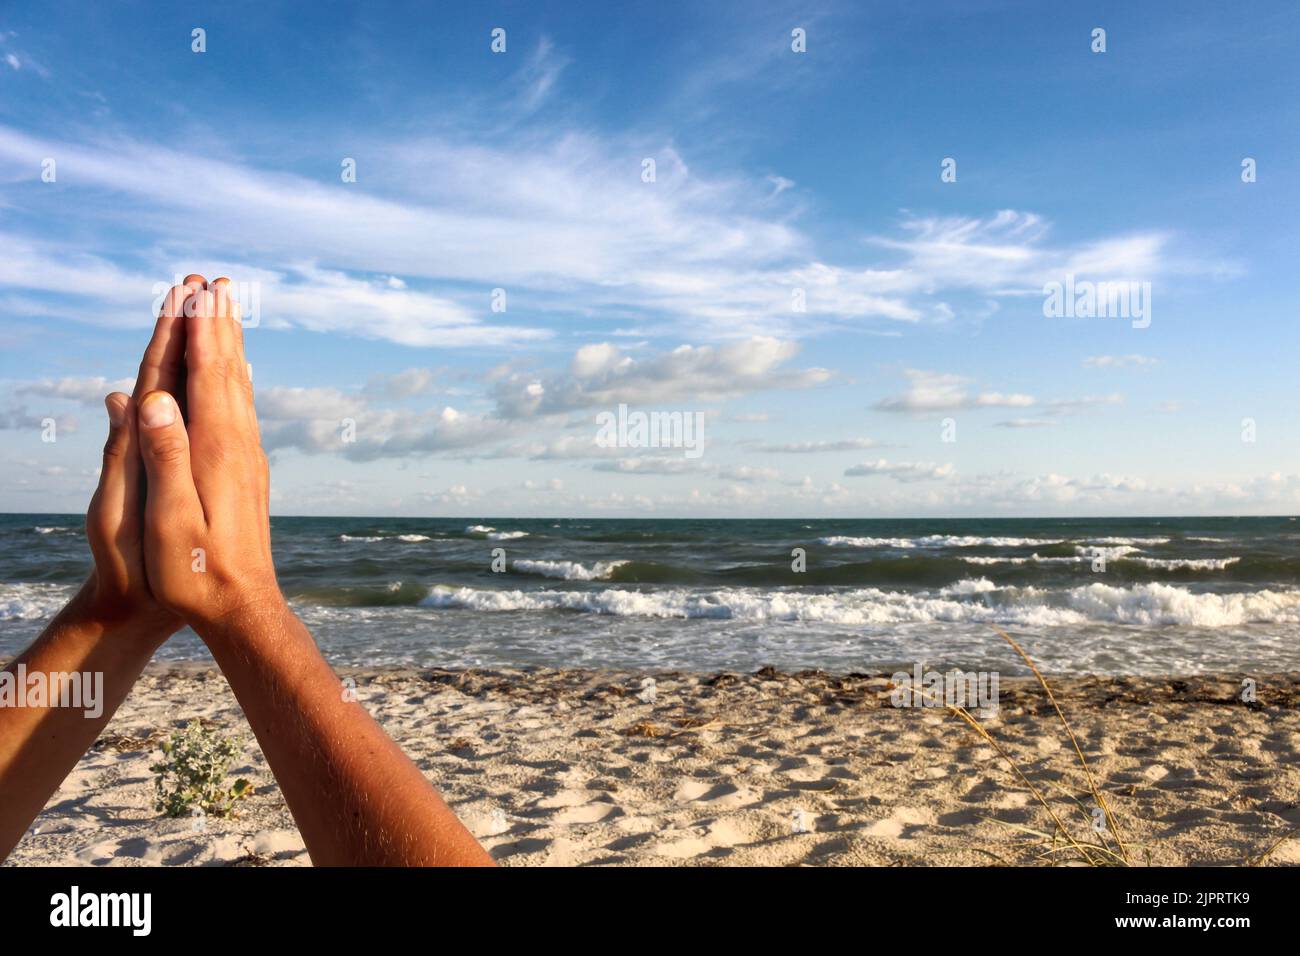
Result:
[7, 665, 1300, 866]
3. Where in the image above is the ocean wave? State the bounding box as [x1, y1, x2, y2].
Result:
[1128, 557, 1240, 571]
[963, 551, 1239, 572]
[0, 582, 77, 621]
[465, 525, 529, 541]
[819, 534, 1064, 549]
[1075, 544, 1141, 559]
[288, 580, 432, 607]
[961, 552, 1105, 565]
[34, 526, 76, 535]
[512, 559, 628, 581]
[339, 533, 435, 543]
[1082, 537, 1171, 546]
[339, 534, 385, 542]
[939, 578, 999, 595]
[419, 580, 1300, 627]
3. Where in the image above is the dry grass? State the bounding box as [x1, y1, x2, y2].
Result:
[893, 627, 1135, 866]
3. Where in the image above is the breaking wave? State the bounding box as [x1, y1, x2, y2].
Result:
[512, 559, 629, 581]
[419, 580, 1300, 628]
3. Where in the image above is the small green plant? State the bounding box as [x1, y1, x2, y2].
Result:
[150, 720, 252, 819]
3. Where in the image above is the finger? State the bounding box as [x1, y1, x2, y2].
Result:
[98, 392, 142, 536]
[208, 278, 258, 436]
[134, 284, 193, 411]
[136, 391, 204, 526]
[184, 289, 236, 424]
[186, 287, 258, 443]
[86, 393, 142, 583]
[182, 273, 208, 290]
[208, 276, 243, 340]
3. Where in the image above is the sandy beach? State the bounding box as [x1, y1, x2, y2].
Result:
[7, 663, 1300, 867]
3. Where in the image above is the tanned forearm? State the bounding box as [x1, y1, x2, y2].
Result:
[0, 583, 170, 860]
[198, 600, 493, 867]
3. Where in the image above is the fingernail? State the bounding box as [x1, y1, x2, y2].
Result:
[139, 393, 176, 428]
[104, 395, 126, 428]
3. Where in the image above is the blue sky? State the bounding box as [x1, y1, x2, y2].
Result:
[1, 0, 1297, 517]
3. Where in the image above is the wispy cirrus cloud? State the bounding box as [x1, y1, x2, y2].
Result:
[0, 114, 1198, 347]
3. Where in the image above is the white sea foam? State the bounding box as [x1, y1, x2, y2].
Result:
[964, 548, 1234, 570]
[1075, 544, 1141, 560]
[939, 578, 999, 595]
[1083, 537, 1170, 546]
[339, 534, 384, 542]
[513, 559, 628, 581]
[819, 535, 1064, 549]
[34, 526, 74, 535]
[1129, 557, 1240, 571]
[419, 580, 1300, 628]
[396, 534, 432, 542]
[465, 525, 529, 541]
[0, 583, 77, 621]
[962, 554, 1083, 565]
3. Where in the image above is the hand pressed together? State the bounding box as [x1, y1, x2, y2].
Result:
[2, 274, 491, 866]
[134, 281, 282, 632]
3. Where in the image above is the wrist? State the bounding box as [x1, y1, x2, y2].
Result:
[192, 587, 294, 648]
[67, 579, 179, 651]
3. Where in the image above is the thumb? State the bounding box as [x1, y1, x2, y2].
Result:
[136, 390, 202, 523]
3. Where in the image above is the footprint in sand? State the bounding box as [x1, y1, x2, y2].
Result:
[533, 789, 592, 809]
[672, 780, 760, 809]
[654, 836, 711, 859]
[862, 807, 932, 840]
[554, 801, 623, 825]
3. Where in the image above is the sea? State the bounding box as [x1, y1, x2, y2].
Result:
[2, 514, 1299, 676]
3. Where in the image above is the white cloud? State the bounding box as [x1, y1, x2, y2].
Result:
[874, 369, 1035, 413]
[363, 368, 442, 400]
[516, 37, 569, 113]
[0, 405, 76, 432]
[0, 232, 548, 346]
[246, 338, 828, 462]
[1042, 394, 1124, 415]
[844, 459, 955, 482]
[717, 464, 781, 483]
[1083, 354, 1159, 369]
[257, 386, 516, 462]
[993, 418, 1059, 429]
[874, 369, 1125, 419]
[492, 337, 831, 419]
[756, 437, 880, 453]
[593, 457, 709, 475]
[868, 211, 1174, 294]
[17, 376, 135, 404]
[0, 124, 1191, 344]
